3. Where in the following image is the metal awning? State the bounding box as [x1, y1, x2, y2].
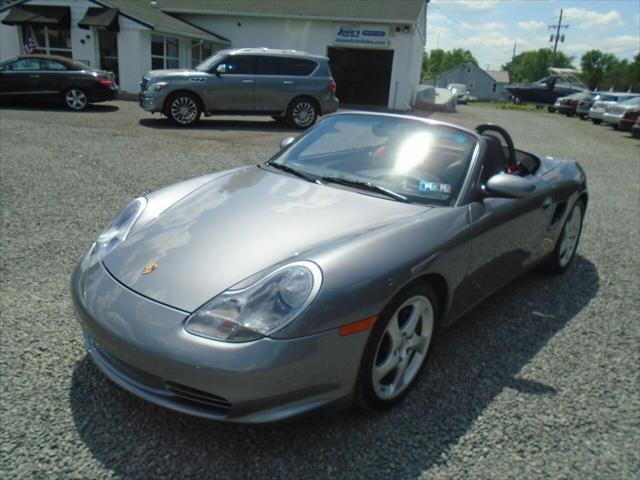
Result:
[78, 7, 119, 32]
[1, 5, 70, 26]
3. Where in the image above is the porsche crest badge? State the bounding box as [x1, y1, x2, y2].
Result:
[142, 262, 158, 275]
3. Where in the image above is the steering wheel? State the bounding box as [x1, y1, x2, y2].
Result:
[475, 124, 516, 167]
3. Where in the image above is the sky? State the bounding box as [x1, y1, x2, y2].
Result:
[425, 0, 640, 70]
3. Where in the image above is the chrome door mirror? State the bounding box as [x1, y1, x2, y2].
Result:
[280, 136, 295, 149]
[484, 173, 536, 199]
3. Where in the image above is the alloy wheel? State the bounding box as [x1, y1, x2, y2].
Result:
[170, 97, 198, 125]
[65, 89, 87, 110]
[292, 101, 316, 127]
[372, 295, 434, 400]
[558, 204, 582, 267]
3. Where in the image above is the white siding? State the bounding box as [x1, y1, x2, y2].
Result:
[179, 13, 423, 110]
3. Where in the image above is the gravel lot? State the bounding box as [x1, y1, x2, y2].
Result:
[1, 101, 638, 479]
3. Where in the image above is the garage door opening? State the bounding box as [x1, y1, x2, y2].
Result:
[327, 47, 393, 107]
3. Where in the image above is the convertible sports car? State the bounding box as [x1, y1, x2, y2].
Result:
[72, 112, 587, 423]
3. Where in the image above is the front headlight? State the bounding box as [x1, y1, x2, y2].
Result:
[152, 82, 168, 91]
[82, 197, 146, 267]
[185, 261, 322, 342]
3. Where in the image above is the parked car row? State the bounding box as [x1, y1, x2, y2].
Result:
[0, 48, 340, 130]
[552, 90, 640, 138]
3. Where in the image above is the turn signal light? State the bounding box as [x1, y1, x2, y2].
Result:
[338, 315, 377, 336]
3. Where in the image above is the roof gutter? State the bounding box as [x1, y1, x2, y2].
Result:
[161, 8, 419, 25]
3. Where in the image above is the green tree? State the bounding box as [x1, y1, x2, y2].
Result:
[502, 48, 573, 83]
[579, 50, 639, 91]
[421, 48, 477, 80]
[580, 50, 619, 89]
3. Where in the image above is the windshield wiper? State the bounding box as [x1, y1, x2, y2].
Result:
[264, 162, 319, 183]
[320, 175, 408, 202]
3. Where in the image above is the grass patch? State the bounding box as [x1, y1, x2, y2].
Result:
[468, 102, 548, 112]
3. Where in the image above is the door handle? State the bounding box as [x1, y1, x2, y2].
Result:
[242, 80, 253, 84]
[283, 80, 294, 84]
[30, 74, 40, 78]
[542, 197, 552, 209]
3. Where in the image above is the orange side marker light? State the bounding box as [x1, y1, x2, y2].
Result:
[338, 315, 378, 336]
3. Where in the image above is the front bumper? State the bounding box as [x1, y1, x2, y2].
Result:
[589, 109, 605, 120]
[138, 91, 166, 112]
[71, 262, 366, 423]
[602, 113, 622, 126]
[556, 104, 576, 114]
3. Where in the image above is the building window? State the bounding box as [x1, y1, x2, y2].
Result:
[22, 25, 71, 57]
[467, 80, 475, 88]
[492, 82, 497, 93]
[151, 34, 179, 69]
[191, 40, 214, 67]
[466, 63, 472, 73]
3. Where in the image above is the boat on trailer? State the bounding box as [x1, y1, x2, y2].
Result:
[506, 68, 589, 107]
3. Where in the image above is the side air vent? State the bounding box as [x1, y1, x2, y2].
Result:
[550, 201, 567, 227]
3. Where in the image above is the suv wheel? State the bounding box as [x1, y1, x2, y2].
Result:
[287, 98, 318, 129]
[166, 93, 201, 127]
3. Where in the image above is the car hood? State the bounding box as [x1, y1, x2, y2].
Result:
[145, 69, 201, 79]
[103, 167, 427, 312]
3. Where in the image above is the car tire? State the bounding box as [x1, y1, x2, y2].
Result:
[166, 92, 201, 127]
[286, 97, 318, 129]
[354, 283, 438, 411]
[591, 119, 602, 124]
[543, 199, 585, 275]
[548, 106, 556, 113]
[63, 88, 88, 111]
[580, 114, 588, 120]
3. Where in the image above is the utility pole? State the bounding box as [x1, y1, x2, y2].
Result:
[549, 9, 569, 67]
[512, 41, 517, 81]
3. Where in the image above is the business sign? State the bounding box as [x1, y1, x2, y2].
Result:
[335, 25, 390, 48]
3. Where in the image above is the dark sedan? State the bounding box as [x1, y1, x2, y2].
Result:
[0, 54, 117, 110]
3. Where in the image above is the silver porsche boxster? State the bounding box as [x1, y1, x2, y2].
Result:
[72, 112, 587, 423]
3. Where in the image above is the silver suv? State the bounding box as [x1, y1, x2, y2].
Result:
[139, 48, 339, 128]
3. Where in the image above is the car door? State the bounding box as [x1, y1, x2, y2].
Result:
[204, 54, 255, 111]
[253, 56, 319, 113]
[464, 149, 554, 301]
[38, 58, 71, 95]
[0, 58, 42, 96]
[253, 55, 288, 112]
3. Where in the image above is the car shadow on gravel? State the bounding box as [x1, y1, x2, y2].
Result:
[69, 255, 598, 479]
[138, 117, 300, 133]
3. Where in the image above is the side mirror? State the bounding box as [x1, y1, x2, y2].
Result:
[483, 173, 535, 199]
[280, 136, 295, 149]
[215, 64, 226, 74]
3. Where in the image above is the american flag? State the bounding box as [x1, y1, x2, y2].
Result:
[24, 35, 37, 54]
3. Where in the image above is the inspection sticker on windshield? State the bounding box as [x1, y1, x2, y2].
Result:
[419, 181, 452, 194]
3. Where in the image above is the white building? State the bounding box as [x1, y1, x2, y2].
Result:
[1, 0, 428, 109]
[428, 62, 511, 102]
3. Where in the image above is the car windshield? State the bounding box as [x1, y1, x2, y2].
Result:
[195, 52, 226, 72]
[620, 96, 640, 106]
[270, 114, 477, 206]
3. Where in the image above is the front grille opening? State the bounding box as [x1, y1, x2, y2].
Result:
[164, 381, 232, 413]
